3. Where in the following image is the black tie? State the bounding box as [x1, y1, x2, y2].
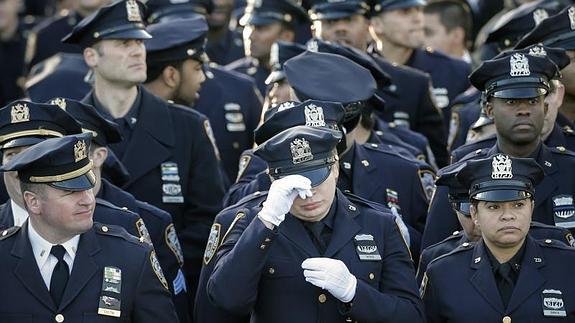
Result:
[496, 263, 515, 308]
[50, 245, 69, 307]
[304, 221, 327, 254]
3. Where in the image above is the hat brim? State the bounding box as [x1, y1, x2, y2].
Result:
[2, 137, 50, 150]
[472, 189, 532, 202]
[471, 115, 494, 130]
[380, 0, 426, 11]
[491, 87, 547, 99]
[265, 70, 285, 85]
[104, 28, 152, 41]
[48, 171, 96, 192]
[240, 15, 279, 27]
[547, 37, 575, 51]
[311, 11, 359, 21]
[278, 165, 332, 187]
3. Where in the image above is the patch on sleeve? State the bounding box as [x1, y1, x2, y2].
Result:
[203, 223, 221, 265]
[235, 154, 252, 183]
[165, 224, 184, 267]
[203, 119, 221, 161]
[172, 269, 187, 295]
[136, 219, 152, 246]
[418, 169, 437, 202]
[150, 250, 169, 290]
[566, 232, 575, 247]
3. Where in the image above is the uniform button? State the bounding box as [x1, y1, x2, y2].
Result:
[462, 242, 470, 247]
[557, 146, 566, 152]
[265, 238, 271, 242]
[452, 230, 460, 235]
[318, 293, 327, 303]
[368, 272, 375, 280]
[268, 268, 275, 274]
[233, 142, 240, 149]
[502, 315, 511, 323]
[101, 226, 109, 233]
[1, 230, 7, 236]
[545, 239, 552, 244]
[260, 244, 266, 249]
[121, 207, 128, 210]
[55, 314, 65, 322]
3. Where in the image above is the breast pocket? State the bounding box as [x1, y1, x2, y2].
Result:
[349, 260, 383, 288]
[262, 258, 302, 280]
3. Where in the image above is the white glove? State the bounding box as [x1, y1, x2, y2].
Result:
[258, 175, 312, 227]
[301, 258, 357, 303]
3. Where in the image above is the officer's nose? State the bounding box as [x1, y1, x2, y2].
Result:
[78, 189, 96, 206]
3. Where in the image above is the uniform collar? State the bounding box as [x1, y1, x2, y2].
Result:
[92, 88, 142, 130]
[484, 238, 527, 275]
[28, 219, 79, 269]
[11, 199, 29, 227]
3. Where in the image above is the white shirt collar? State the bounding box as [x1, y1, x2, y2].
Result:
[11, 199, 29, 227]
[28, 220, 80, 270]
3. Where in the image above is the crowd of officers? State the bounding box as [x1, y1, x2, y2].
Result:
[3, 0, 575, 322]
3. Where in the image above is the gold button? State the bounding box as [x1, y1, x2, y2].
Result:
[101, 226, 109, 233]
[268, 268, 275, 274]
[462, 242, 470, 247]
[502, 315, 511, 323]
[55, 314, 65, 322]
[369, 272, 375, 280]
[318, 293, 327, 303]
[557, 146, 566, 152]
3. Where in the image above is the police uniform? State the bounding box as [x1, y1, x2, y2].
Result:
[446, 88, 482, 152]
[63, 0, 226, 307]
[422, 155, 575, 322]
[515, 5, 575, 54]
[206, 28, 245, 66]
[54, 97, 190, 322]
[265, 40, 306, 87]
[207, 126, 424, 322]
[225, 0, 309, 96]
[0, 133, 179, 322]
[25, 10, 84, 70]
[422, 44, 575, 248]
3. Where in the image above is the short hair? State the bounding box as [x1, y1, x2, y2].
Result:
[424, 0, 472, 44]
[20, 181, 46, 199]
[145, 59, 185, 83]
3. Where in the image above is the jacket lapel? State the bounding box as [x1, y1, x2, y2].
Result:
[58, 227, 101, 311]
[469, 241, 505, 313]
[534, 145, 559, 209]
[324, 191, 361, 257]
[121, 88, 175, 186]
[279, 214, 320, 258]
[506, 237, 546, 314]
[12, 221, 56, 311]
[351, 143, 382, 200]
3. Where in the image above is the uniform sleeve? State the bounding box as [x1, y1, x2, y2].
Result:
[207, 215, 277, 315]
[133, 248, 180, 323]
[421, 185, 461, 249]
[414, 79, 448, 168]
[348, 216, 425, 323]
[422, 268, 442, 323]
[416, 249, 432, 286]
[223, 171, 271, 207]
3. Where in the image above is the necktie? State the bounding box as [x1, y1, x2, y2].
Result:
[496, 263, 515, 308]
[304, 221, 327, 254]
[50, 245, 69, 307]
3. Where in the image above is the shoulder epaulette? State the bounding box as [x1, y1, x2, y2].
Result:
[550, 146, 575, 157]
[537, 238, 575, 251]
[94, 223, 144, 245]
[425, 231, 464, 250]
[427, 239, 474, 268]
[96, 199, 138, 216]
[0, 226, 21, 240]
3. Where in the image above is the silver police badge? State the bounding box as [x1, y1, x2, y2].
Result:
[277, 101, 296, 111]
[491, 154, 513, 179]
[528, 46, 547, 57]
[290, 138, 313, 164]
[307, 39, 319, 52]
[570, 7, 575, 30]
[203, 223, 221, 265]
[11, 103, 29, 123]
[304, 103, 326, 127]
[510, 53, 531, 77]
[533, 9, 548, 25]
[553, 195, 575, 219]
[165, 224, 184, 266]
[126, 0, 142, 22]
[542, 289, 567, 317]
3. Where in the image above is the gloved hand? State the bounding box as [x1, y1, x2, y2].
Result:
[258, 175, 312, 227]
[301, 258, 357, 303]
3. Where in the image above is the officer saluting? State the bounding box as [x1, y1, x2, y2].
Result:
[208, 126, 424, 322]
[423, 154, 575, 322]
[0, 133, 179, 322]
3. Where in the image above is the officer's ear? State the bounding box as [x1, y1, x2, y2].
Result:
[484, 100, 494, 118]
[161, 65, 181, 89]
[22, 189, 41, 215]
[470, 202, 479, 226]
[84, 45, 101, 68]
[90, 146, 108, 168]
[278, 28, 295, 42]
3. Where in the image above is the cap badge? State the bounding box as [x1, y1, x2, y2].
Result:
[528, 46, 547, 57]
[510, 53, 531, 77]
[307, 40, 318, 53]
[532, 9, 548, 25]
[277, 101, 296, 111]
[305, 103, 326, 127]
[491, 154, 513, 179]
[569, 7, 575, 30]
[126, 0, 142, 22]
[290, 138, 313, 164]
[11, 103, 30, 123]
[74, 140, 88, 162]
[49, 98, 67, 110]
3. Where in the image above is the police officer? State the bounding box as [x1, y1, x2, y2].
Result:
[309, 0, 448, 167]
[370, 0, 471, 130]
[50, 97, 191, 323]
[515, 5, 575, 128]
[0, 133, 179, 322]
[417, 160, 574, 285]
[25, 0, 110, 70]
[422, 154, 575, 322]
[423, 44, 575, 248]
[0, 100, 142, 240]
[62, 0, 226, 306]
[206, 0, 246, 65]
[225, 0, 308, 96]
[146, 1, 265, 183]
[264, 40, 306, 108]
[208, 126, 424, 322]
